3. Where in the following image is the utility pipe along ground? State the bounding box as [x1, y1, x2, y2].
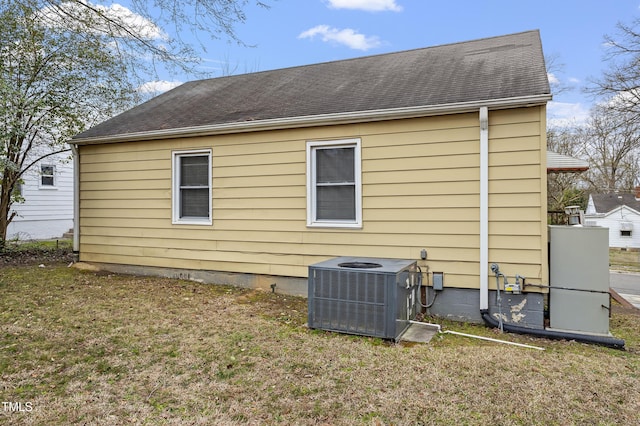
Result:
[408, 321, 546, 351]
[480, 310, 625, 350]
[482, 264, 625, 350]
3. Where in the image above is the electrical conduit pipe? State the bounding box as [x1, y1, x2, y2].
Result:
[476, 108, 624, 350]
[480, 310, 625, 349]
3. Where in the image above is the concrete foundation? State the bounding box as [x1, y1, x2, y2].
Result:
[85, 262, 308, 298]
[426, 287, 545, 329]
[79, 262, 544, 328]
[8, 218, 74, 241]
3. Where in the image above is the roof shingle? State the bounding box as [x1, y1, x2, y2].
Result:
[74, 30, 550, 142]
[590, 193, 640, 214]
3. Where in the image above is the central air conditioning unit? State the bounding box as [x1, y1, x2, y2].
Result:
[307, 257, 419, 341]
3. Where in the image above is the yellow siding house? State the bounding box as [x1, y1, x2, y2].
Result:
[71, 31, 552, 324]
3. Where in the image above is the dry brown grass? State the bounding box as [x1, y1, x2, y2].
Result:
[610, 248, 640, 273]
[1, 264, 639, 425]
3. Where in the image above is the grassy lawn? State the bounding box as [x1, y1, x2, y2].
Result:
[0, 263, 638, 425]
[610, 248, 640, 273]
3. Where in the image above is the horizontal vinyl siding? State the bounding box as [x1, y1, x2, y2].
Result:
[487, 107, 546, 281]
[9, 153, 74, 240]
[12, 159, 74, 220]
[79, 106, 547, 288]
[587, 208, 640, 249]
[360, 116, 480, 287]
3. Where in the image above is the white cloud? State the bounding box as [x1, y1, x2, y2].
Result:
[39, 1, 167, 41]
[101, 3, 167, 40]
[605, 89, 640, 109]
[137, 80, 182, 94]
[549, 73, 582, 88]
[326, 0, 403, 12]
[547, 101, 590, 127]
[298, 25, 382, 51]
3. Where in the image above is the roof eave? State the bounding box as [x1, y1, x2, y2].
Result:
[588, 202, 640, 217]
[71, 94, 552, 146]
[547, 167, 589, 173]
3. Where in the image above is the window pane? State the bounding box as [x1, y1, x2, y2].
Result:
[181, 188, 209, 218]
[41, 165, 54, 186]
[181, 155, 208, 186]
[317, 185, 355, 220]
[316, 148, 355, 183]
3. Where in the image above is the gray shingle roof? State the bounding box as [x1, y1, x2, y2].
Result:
[546, 151, 589, 172]
[73, 30, 550, 143]
[590, 193, 640, 214]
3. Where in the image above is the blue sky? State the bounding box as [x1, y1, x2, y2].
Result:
[124, 0, 640, 126]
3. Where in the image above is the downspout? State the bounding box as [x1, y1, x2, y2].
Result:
[479, 107, 489, 311]
[476, 106, 625, 350]
[70, 143, 80, 259]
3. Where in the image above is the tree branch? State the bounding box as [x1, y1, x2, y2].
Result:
[17, 148, 71, 181]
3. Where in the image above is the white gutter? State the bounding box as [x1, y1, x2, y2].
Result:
[479, 107, 489, 311]
[70, 143, 80, 255]
[71, 94, 551, 145]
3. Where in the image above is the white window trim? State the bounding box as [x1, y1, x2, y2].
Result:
[39, 164, 57, 189]
[172, 149, 212, 225]
[306, 138, 362, 228]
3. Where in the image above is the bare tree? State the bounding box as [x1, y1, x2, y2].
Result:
[547, 125, 587, 215]
[579, 104, 640, 192]
[589, 17, 640, 120]
[545, 53, 573, 97]
[548, 16, 640, 213]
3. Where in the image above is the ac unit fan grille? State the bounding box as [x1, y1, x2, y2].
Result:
[311, 269, 387, 337]
[308, 257, 418, 340]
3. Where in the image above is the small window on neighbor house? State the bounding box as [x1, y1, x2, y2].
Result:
[172, 150, 212, 225]
[620, 222, 633, 237]
[12, 182, 23, 198]
[40, 165, 55, 187]
[307, 139, 362, 228]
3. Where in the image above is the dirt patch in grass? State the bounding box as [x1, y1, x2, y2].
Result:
[0, 265, 639, 425]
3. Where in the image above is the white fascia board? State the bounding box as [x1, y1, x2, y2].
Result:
[606, 204, 640, 218]
[71, 94, 551, 146]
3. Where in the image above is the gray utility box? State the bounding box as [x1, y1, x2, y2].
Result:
[548, 226, 610, 335]
[308, 257, 418, 341]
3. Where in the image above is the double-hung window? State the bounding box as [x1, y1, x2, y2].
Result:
[172, 150, 212, 225]
[40, 164, 56, 188]
[307, 139, 362, 228]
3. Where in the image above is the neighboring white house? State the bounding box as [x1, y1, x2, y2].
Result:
[7, 152, 74, 240]
[585, 191, 640, 249]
